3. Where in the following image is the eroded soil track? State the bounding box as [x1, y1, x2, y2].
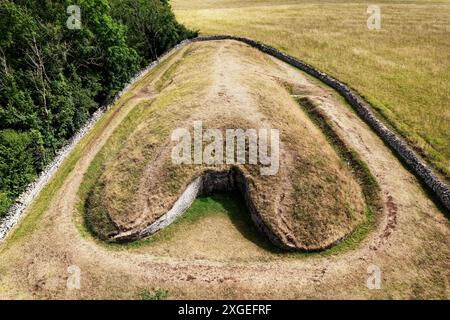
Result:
[0, 40, 448, 299]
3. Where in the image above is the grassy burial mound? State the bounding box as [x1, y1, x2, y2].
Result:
[84, 40, 375, 251]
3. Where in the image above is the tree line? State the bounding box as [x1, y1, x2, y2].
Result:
[0, 0, 196, 216]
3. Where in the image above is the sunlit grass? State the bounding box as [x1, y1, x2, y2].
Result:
[173, 0, 450, 180]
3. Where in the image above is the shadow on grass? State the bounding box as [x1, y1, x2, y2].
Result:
[191, 192, 283, 254]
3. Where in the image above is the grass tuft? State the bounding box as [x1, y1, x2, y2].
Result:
[138, 288, 169, 300]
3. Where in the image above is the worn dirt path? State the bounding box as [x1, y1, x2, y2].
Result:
[0, 40, 448, 299]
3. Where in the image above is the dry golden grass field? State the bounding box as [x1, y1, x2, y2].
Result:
[172, 0, 450, 181]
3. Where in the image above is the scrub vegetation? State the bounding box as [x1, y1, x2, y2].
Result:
[0, 0, 196, 217]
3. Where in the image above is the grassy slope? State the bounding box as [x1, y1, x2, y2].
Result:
[0, 50, 182, 250]
[172, 0, 450, 181]
[82, 44, 214, 239]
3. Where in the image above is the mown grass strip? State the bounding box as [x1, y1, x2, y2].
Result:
[291, 96, 382, 256]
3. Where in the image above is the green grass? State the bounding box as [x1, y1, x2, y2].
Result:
[137, 288, 169, 300]
[155, 58, 183, 92]
[82, 99, 158, 238]
[146, 193, 264, 244]
[173, 0, 450, 182]
[288, 96, 381, 256]
[0, 192, 12, 218]
[83, 192, 281, 252]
